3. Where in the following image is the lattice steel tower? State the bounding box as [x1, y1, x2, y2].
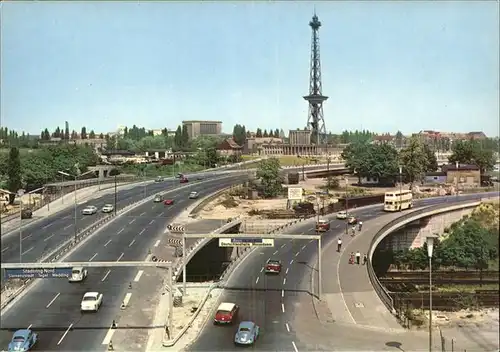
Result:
[303, 13, 328, 145]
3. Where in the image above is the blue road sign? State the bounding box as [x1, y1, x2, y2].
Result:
[4, 267, 73, 280]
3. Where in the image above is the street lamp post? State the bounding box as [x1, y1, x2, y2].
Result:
[455, 161, 459, 200]
[344, 176, 349, 235]
[426, 234, 438, 352]
[114, 174, 117, 216]
[399, 166, 403, 211]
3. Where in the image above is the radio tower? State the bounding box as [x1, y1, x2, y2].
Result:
[303, 13, 328, 145]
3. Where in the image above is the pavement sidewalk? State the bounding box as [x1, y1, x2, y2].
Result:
[0, 181, 146, 236]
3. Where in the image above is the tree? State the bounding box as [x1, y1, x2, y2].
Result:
[174, 126, 182, 149]
[448, 140, 495, 173]
[263, 129, 269, 138]
[256, 128, 263, 138]
[423, 144, 438, 172]
[399, 136, 430, 187]
[274, 129, 280, 139]
[232, 124, 247, 146]
[70, 130, 78, 140]
[81, 127, 87, 139]
[395, 131, 404, 149]
[341, 142, 370, 183]
[64, 122, 70, 141]
[89, 130, 96, 139]
[181, 125, 189, 148]
[106, 135, 117, 151]
[99, 133, 104, 139]
[256, 158, 282, 198]
[324, 176, 340, 190]
[6, 147, 22, 204]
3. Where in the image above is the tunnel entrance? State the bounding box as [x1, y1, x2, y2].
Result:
[177, 226, 240, 283]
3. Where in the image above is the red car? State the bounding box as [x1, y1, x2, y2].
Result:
[164, 199, 174, 205]
[180, 177, 189, 183]
[265, 259, 282, 274]
[214, 302, 239, 325]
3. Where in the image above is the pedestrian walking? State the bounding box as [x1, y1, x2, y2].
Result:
[355, 251, 361, 265]
[351, 226, 356, 237]
[349, 252, 355, 264]
[358, 221, 363, 231]
[337, 238, 342, 252]
[363, 253, 368, 265]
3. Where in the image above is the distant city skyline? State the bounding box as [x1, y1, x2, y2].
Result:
[1, 1, 498, 135]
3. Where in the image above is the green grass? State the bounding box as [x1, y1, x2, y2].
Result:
[433, 284, 499, 293]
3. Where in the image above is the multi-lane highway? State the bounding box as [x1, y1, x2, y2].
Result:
[187, 193, 496, 351]
[0, 174, 247, 351]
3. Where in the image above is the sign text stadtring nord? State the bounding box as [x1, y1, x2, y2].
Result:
[4, 267, 73, 279]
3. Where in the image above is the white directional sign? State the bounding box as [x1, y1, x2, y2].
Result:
[287, 187, 303, 200]
[219, 238, 275, 247]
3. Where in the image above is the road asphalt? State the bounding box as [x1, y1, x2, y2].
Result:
[185, 192, 496, 352]
[0, 175, 245, 351]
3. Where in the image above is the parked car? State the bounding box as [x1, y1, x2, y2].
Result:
[315, 219, 330, 232]
[234, 321, 260, 346]
[82, 206, 97, 215]
[155, 176, 164, 182]
[69, 267, 88, 282]
[189, 191, 199, 199]
[8, 329, 38, 352]
[21, 208, 33, 219]
[81, 292, 103, 312]
[153, 195, 163, 203]
[265, 259, 282, 274]
[214, 302, 239, 324]
[101, 204, 114, 213]
[164, 199, 174, 206]
[347, 216, 358, 225]
[336, 211, 348, 219]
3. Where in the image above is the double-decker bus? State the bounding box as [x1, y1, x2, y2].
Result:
[384, 190, 413, 212]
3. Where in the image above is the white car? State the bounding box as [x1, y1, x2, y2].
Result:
[82, 206, 98, 215]
[336, 211, 348, 219]
[69, 267, 88, 282]
[189, 191, 199, 199]
[101, 204, 114, 213]
[81, 292, 103, 312]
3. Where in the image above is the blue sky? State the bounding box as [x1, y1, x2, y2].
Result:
[1, 1, 499, 136]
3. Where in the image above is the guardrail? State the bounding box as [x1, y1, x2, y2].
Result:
[0, 175, 239, 311]
[366, 199, 484, 316]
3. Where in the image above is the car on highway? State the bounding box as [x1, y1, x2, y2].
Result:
[180, 177, 189, 183]
[265, 259, 282, 274]
[336, 210, 349, 219]
[101, 204, 114, 213]
[8, 329, 38, 352]
[234, 321, 260, 346]
[189, 191, 199, 199]
[153, 194, 163, 203]
[155, 176, 164, 182]
[214, 302, 239, 324]
[315, 219, 330, 232]
[21, 208, 33, 219]
[69, 267, 88, 282]
[80, 291, 103, 312]
[82, 205, 98, 215]
[164, 199, 174, 206]
[176, 173, 184, 178]
[347, 216, 359, 225]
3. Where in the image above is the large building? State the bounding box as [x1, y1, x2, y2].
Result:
[289, 129, 311, 145]
[182, 120, 222, 140]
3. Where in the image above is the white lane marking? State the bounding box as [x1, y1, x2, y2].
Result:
[63, 216, 71, 220]
[282, 289, 284, 297]
[89, 253, 98, 261]
[117, 252, 124, 261]
[301, 245, 306, 250]
[273, 250, 278, 255]
[144, 254, 152, 262]
[149, 220, 155, 225]
[134, 270, 144, 282]
[1, 246, 9, 253]
[255, 277, 259, 284]
[27, 324, 32, 329]
[44, 234, 55, 242]
[129, 239, 135, 247]
[295, 251, 300, 257]
[129, 219, 136, 224]
[22, 234, 33, 241]
[46, 293, 60, 308]
[292, 341, 298, 352]
[260, 267, 264, 273]
[102, 322, 117, 345]
[104, 239, 112, 247]
[282, 303, 285, 313]
[285, 322, 290, 332]
[289, 259, 294, 265]
[281, 243, 285, 248]
[337, 247, 357, 324]
[283, 278, 287, 285]
[63, 224, 72, 230]
[156, 212, 164, 217]
[22, 247, 34, 255]
[57, 323, 73, 345]
[335, 224, 340, 228]
[43, 223, 53, 229]
[139, 229, 146, 235]
[101, 270, 111, 281]
[154, 240, 161, 247]
[286, 267, 289, 274]
[140, 212, 146, 217]
[122, 292, 132, 307]
[117, 228, 124, 234]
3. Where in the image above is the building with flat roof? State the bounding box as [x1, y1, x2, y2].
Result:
[182, 120, 222, 140]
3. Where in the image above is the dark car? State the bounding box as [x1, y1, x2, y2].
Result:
[21, 208, 33, 219]
[265, 259, 282, 274]
[180, 177, 189, 183]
